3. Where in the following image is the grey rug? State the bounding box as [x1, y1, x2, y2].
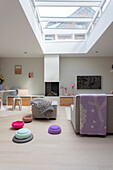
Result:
[0, 106, 31, 118]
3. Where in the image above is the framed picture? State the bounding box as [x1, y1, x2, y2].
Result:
[15, 65, 22, 74]
[29, 72, 34, 78]
[77, 75, 101, 89]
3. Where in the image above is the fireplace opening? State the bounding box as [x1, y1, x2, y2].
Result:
[45, 82, 59, 96]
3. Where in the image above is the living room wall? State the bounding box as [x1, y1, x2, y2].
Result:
[0, 58, 44, 95]
[60, 57, 113, 95]
[1, 56, 113, 96]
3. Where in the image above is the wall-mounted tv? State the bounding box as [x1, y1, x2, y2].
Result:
[77, 76, 101, 89]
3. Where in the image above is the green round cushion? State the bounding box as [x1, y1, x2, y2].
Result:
[16, 128, 31, 139]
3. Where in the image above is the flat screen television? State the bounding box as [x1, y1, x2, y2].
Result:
[77, 76, 101, 89]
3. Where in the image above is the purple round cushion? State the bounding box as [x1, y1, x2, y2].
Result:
[48, 125, 61, 134]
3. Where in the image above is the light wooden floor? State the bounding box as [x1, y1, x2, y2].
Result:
[0, 106, 113, 170]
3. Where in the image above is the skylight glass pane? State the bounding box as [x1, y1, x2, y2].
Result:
[45, 34, 55, 40]
[57, 34, 72, 40]
[38, 7, 97, 18]
[74, 34, 85, 40]
[41, 22, 90, 29]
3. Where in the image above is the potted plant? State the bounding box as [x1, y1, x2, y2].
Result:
[64, 87, 68, 96]
[0, 74, 5, 90]
[60, 85, 68, 96]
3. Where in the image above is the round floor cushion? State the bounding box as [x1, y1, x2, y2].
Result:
[12, 134, 33, 143]
[16, 128, 31, 139]
[12, 121, 24, 129]
[22, 115, 33, 123]
[48, 125, 61, 135]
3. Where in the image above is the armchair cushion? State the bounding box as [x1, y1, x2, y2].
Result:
[31, 98, 57, 119]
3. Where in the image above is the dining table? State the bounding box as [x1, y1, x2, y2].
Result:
[0, 90, 16, 111]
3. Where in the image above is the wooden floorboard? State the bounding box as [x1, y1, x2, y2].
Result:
[0, 106, 113, 170]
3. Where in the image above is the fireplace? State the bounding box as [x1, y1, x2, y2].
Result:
[45, 82, 59, 96]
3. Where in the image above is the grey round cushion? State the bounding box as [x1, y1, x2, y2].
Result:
[12, 134, 33, 143]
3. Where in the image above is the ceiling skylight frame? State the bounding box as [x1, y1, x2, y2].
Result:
[40, 17, 92, 22]
[34, 0, 102, 7]
[30, 0, 111, 42]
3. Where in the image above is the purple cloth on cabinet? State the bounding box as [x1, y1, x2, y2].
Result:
[80, 94, 107, 135]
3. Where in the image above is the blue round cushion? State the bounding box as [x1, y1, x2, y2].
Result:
[48, 125, 61, 135]
[16, 128, 31, 139]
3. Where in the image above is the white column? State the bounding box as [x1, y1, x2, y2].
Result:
[44, 55, 59, 82]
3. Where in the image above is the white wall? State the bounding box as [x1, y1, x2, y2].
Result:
[60, 57, 113, 95]
[0, 58, 44, 95]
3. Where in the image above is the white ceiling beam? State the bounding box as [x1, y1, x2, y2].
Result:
[36, 0, 102, 2]
[40, 17, 92, 22]
[35, 1, 101, 7]
[43, 29, 86, 34]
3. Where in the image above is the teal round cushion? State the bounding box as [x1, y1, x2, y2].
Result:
[16, 128, 31, 139]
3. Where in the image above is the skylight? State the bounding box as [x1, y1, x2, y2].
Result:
[30, 0, 111, 42]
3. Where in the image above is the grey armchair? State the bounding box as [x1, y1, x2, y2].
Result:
[31, 98, 57, 119]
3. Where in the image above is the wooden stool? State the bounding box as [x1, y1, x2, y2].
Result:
[12, 98, 22, 111]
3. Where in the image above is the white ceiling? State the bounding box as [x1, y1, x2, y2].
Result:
[0, 0, 112, 58]
[0, 0, 43, 58]
[88, 22, 113, 57]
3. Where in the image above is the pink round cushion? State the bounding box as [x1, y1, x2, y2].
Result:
[12, 121, 24, 129]
[22, 115, 33, 123]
